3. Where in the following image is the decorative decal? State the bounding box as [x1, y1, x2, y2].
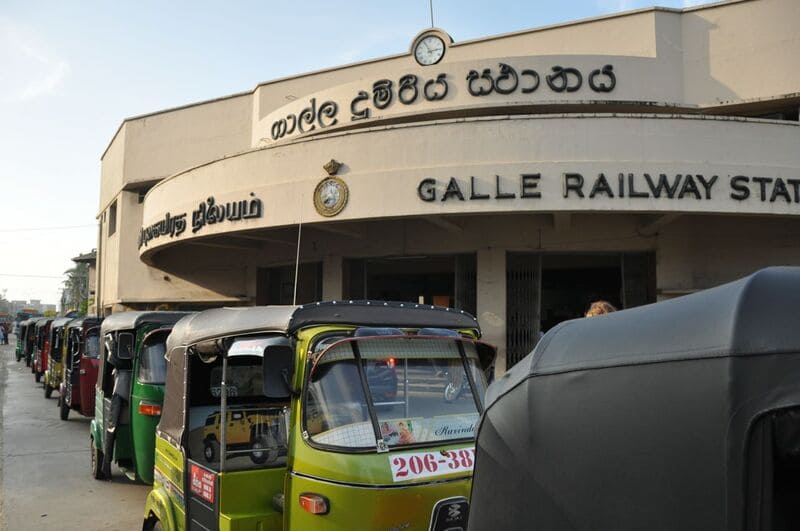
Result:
[189, 464, 215, 504]
[314, 176, 349, 217]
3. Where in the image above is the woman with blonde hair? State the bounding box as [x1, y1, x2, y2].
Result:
[585, 300, 617, 317]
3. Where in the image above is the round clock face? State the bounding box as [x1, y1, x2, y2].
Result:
[415, 35, 445, 66]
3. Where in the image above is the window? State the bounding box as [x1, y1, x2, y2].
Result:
[84, 332, 100, 359]
[304, 336, 487, 450]
[108, 200, 117, 237]
[138, 340, 167, 384]
[187, 353, 289, 472]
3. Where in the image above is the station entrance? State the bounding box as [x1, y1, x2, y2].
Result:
[506, 252, 656, 368]
[343, 254, 477, 316]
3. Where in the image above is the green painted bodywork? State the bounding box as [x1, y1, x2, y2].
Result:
[145, 325, 480, 531]
[90, 323, 165, 484]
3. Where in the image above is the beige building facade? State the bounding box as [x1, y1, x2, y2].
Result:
[98, 0, 800, 371]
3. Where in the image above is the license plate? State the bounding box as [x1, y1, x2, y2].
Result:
[388, 448, 475, 482]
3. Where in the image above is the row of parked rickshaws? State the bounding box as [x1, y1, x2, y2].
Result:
[12, 267, 800, 530]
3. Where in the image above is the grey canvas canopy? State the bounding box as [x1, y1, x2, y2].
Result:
[100, 311, 191, 336]
[158, 300, 483, 446]
[50, 317, 74, 330]
[469, 267, 800, 531]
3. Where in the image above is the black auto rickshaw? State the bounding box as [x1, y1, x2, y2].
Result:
[469, 266, 800, 531]
[23, 318, 43, 367]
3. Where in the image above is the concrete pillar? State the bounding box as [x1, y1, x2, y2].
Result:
[322, 255, 343, 300]
[477, 248, 507, 377]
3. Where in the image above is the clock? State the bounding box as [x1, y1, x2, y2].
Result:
[414, 34, 445, 66]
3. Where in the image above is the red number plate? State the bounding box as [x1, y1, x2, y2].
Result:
[189, 464, 216, 504]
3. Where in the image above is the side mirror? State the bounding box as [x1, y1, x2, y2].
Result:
[262, 343, 294, 399]
[117, 332, 134, 361]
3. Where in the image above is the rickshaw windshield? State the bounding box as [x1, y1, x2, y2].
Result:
[84, 333, 100, 359]
[139, 340, 167, 384]
[305, 337, 487, 450]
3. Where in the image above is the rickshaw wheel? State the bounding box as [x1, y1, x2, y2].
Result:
[250, 433, 278, 465]
[90, 437, 106, 480]
[203, 438, 218, 463]
[59, 396, 70, 421]
[35, 372, 41, 383]
[151, 520, 163, 531]
[44, 384, 53, 399]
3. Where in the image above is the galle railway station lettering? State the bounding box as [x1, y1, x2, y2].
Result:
[418, 173, 800, 204]
[270, 63, 617, 141]
[139, 194, 263, 249]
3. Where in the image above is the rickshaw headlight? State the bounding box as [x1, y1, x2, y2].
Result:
[299, 493, 329, 515]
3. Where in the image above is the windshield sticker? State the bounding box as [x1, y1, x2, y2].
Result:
[381, 415, 478, 446]
[389, 447, 475, 482]
[381, 421, 416, 445]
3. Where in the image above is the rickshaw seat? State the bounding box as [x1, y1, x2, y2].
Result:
[272, 493, 284, 513]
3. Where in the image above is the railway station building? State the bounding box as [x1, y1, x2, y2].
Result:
[97, 0, 800, 373]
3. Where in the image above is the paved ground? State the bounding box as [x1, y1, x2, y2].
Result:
[0, 337, 149, 530]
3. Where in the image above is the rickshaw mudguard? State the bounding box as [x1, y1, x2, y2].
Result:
[149, 437, 186, 531]
[90, 418, 103, 448]
[144, 487, 178, 531]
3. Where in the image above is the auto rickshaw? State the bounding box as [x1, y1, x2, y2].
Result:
[15, 319, 32, 362]
[32, 318, 54, 382]
[143, 301, 495, 531]
[44, 317, 74, 398]
[23, 317, 43, 367]
[59, 317, 103, 420]
[469, 266, 800, 531]
[90, 311, 190, 484]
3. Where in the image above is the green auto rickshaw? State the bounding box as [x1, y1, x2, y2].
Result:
[15, 319, 32, 362]
[44, 317, 74, 398]
[143, 301, 495, 531]
[90, 311, 191, 484]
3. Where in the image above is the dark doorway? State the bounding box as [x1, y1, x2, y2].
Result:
[506, 252, 655, 368]
[540, 255, 622, 333]
[256, 262, 322, 305]
[343, 254, 476, 315]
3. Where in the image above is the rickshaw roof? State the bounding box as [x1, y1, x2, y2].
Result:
[165, 300, 480, 348]
[34, 318, 53, 329]
[50, 317, 74, 329]
[65, 316, 102, 330]
[471, 267, 800, 530]
[100, 311, 191, 335]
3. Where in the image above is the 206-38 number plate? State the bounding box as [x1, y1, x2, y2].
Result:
[389, 448, 475, 482]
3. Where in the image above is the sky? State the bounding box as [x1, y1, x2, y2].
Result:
[0, 0, 705, 305]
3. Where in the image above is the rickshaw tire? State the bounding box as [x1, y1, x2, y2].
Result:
[44, 384, 53, 399]
[91, 437, 106, 480]
[35, 372, 41, 383]
[152, 520, 163, 531]
[60, 396, 70, 421]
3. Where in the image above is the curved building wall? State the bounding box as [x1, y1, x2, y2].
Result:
[96, 0, 800, 369]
